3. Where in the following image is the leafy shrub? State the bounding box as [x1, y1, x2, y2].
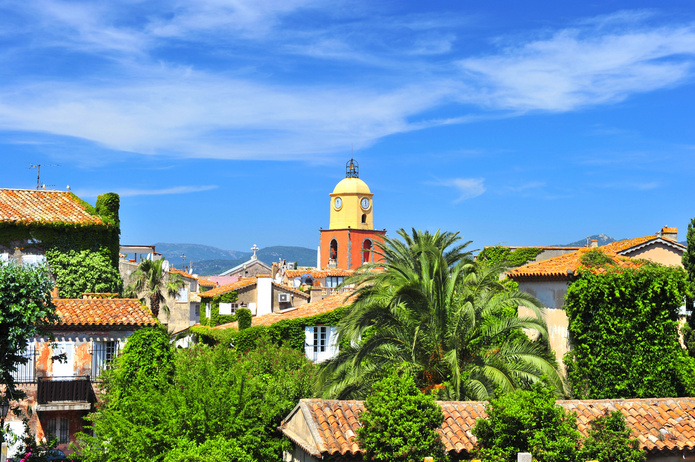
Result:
[578, 411, 645, 462]
[472, 382, 580, 462]
[357, 366, 447, 462]
[236, 308, 252, 330]
[45, 248, 123, 298]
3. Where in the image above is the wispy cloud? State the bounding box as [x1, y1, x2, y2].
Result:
[457, 17, 695, 111]
[428, 177, 486, 202]
[74, 185, 218, 198]
[0, 4, 693, 160]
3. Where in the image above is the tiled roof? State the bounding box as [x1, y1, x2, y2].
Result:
[214, 291, 355, 329]
[603, 234, 686, 254]
[487, 246, 582, 251]
[168, 268, 196, 279]
[54, 298, 157, 327]
[197, 277, 218, 288]
[0, 189, 104, 225]
[199, 278, 257, 298]
[282, 397, 695, 458]
[285, 269, 354, 279]
[509, 247, 643, 279]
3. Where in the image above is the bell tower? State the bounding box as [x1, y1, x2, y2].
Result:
[320, 159, 385, 270]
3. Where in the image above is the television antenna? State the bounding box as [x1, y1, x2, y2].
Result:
[29, 164, 60, 190]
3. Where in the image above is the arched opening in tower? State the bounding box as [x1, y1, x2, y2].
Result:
[330, 239, 338, 264]
[362, 239, 372, 263]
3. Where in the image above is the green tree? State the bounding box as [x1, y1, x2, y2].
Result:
[0, 262, 58, 396]
[472, 382, 581, 462]
[75, 336, 317, 462]
[564, 265, 695, 398]
[578, 411, 645, 462]
[357, 366, 447, 462]
[125, 259, 186, 319]
[681, 217, 695, 355]
[320, 228, 562, 400]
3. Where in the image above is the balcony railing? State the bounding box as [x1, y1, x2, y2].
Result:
[37, 376, 96, 404]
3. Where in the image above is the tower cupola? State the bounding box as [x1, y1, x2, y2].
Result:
[329, 159, 374, 230]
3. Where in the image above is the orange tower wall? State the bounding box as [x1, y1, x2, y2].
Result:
[320, 228, 385, 270]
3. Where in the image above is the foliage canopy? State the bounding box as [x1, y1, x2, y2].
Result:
[75, 332, 317, 462]
[0, 262, 57, 395]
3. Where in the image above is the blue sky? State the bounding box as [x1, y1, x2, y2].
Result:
[0, 0, 693, 253]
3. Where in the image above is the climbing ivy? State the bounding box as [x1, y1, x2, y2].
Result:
[564, 265, 695, 398]
[200, 292, 239, 327]
[45, 248, 122, 298]
[477, 246, 542, 267]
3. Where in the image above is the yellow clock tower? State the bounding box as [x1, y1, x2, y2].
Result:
[320, 159, 385, 269]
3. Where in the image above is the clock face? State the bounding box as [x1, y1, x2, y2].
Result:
[361, 198, 370, 209]
[334, 197, 342, 209]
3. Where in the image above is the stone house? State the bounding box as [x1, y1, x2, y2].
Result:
[200, 274, 310, 321]
[5, 295, 156, 457]
[509, 226, 687, 365]
[281, 397, 695, 461]
[281, 269, 355, 303]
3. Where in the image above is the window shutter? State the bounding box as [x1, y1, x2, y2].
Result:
[305, 326, 315, 362]
[328, 327, 339, 359]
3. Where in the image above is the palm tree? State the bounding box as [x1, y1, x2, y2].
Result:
[319, 228, 563, 400]
[124, 259, 186, 319]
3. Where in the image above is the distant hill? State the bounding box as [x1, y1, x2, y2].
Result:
[154, 243, 316, 276]
[562, 234, 617, 247]
[155, 243, 250, 263]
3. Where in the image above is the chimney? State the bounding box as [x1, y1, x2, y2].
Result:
[51, 286, 60, 299]
[590, 239, 598, 248]
[661, 226, 678, 242]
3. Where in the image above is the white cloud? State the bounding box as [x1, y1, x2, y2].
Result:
[457, 22, 695, 111]
[430, 178, 486, 202]
[74, 185, 218, 198]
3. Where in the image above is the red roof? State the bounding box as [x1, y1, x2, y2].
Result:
[199, 278, 257, 298]
[54, 298, 157, 327]
[285, 269, 354, 279]
[214, 290, 354, 329]
[283, 397, 695, 458]
[0, 189, 104, 225]
[509, 247, 644, 279]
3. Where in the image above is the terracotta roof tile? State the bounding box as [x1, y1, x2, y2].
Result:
[200, 278, 257, 298]
[0, 189, 104, 225]
[509, 247, 644, 279]
[214, 291, 355, 329]
[282, 397, 695, 457]
[197, 277, 218, 288]
[54, 298, 157, 327]
[168, 267, 196, 279]
[285, 269, 354, 279]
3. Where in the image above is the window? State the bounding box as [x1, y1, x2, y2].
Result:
[92, 340, 117, 378]
[326, 276, 344, 288]
[194, 304, 200, 316]
[205, 302, 211, 319]
[46, 417, 69, 444]
[52, 342, 75, 379]
[305, 326, 339, 363]
[361, 214, 366, 224]
[11, 343, 35, 383]
[176, 287, 189, 302]
[314, 326, 328, 353]
[219, 303, 240, 315]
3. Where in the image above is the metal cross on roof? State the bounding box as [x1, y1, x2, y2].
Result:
[251, 244, 259, 260]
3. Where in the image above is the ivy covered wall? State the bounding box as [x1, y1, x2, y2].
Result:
[200, 291, 240, 327]
[0, 192, 123, 298]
